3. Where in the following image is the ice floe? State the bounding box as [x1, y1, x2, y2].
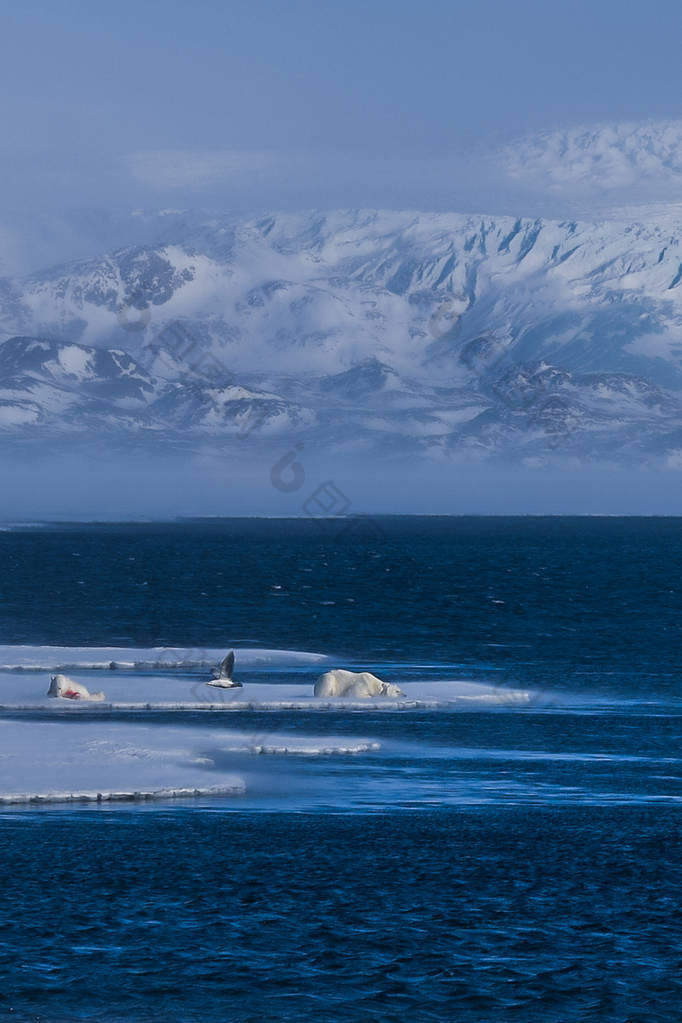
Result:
[0, 646, 540, 807]
[0, 645, 329, 673]
[0, 671, 532, 712]
[0, 719, 377, 805]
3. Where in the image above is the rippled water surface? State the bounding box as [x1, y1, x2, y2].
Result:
[0, 517, 681, 1021]
[2, 807, 682, 1022]
[2, 516, 681, 696]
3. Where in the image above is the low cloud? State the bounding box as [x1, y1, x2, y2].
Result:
[128, 149, 280, 190]
[126, 120, 682, 220]
[6, 119, 682, 277]
[503, 119, 682, 195]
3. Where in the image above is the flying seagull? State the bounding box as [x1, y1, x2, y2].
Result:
[207, 650, 242, 688]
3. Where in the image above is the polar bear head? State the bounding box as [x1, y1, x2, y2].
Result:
[377, 681, 406, 698]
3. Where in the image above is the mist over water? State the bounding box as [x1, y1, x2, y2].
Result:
[3, 449, 682, 519]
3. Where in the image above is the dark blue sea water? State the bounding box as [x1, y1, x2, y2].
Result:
[2, 516, 681, 695]
[1, 517, 681, 1021]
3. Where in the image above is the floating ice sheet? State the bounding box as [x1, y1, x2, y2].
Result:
[0, 670, 533, 712]
[0, 644, 330, 672]
[0, 719, 379, 804]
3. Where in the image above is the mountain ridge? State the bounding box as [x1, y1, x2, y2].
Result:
[1, 208, 682, 463]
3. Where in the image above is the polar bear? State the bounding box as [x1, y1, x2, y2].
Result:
[47, 674, 106, 702]
[314, 669, 405, 699]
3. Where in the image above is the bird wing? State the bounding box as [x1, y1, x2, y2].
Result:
[220, 650, 235, 680]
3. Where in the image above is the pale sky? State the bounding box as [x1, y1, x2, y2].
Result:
[2, 0, 682, 227]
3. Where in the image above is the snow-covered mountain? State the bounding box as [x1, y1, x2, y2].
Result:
[2, 208, 682, 462]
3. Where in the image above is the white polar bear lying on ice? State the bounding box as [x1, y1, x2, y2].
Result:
[314, 669, 405, 699]
[47, 674, 106, 702]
